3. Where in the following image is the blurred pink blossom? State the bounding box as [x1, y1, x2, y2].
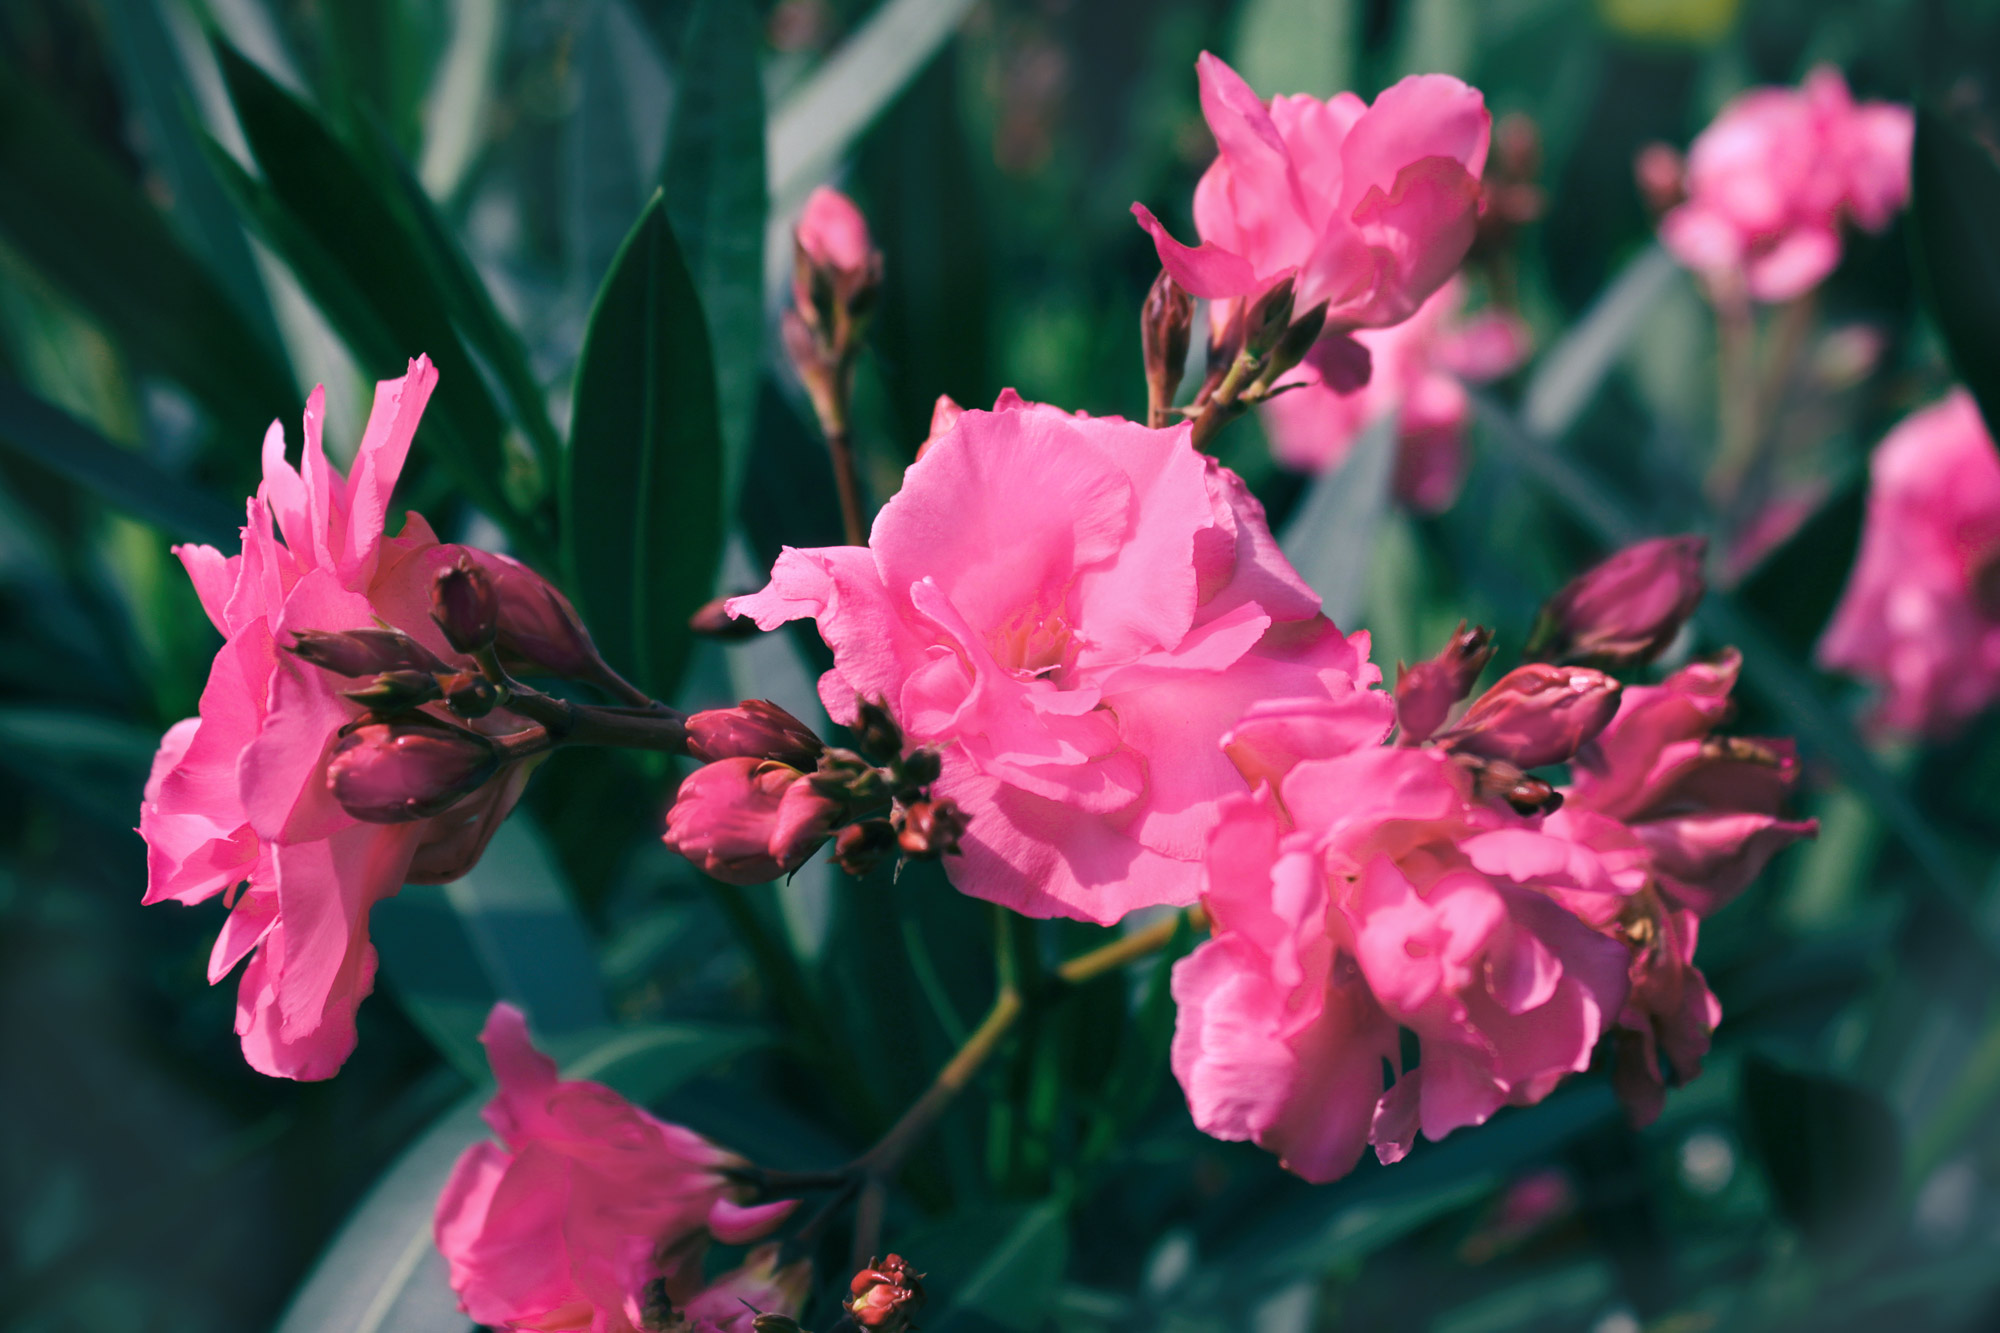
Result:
[1657, 66, 1912, 302]
[138, 358, 543, 1080]
[1133, 53, 1490, 349]
[794, 185, 877, 288]
[1818, 391, 2000, 734]
[729, 392, 1378, 924]
[435, 1004, 799, 1333]
[1261, 280, 1530, 510]
[1171, 699, 1635, 1182]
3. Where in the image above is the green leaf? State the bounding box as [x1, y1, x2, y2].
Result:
[564, 193, 725, 700]
[0, 378, 239, 546]
[1910, 105, 2000, 444]
[911, 1200, 1071, 1332]
[272, 1021, 763, 1333]
[211, 41, 530, 550]
[1279, 414, 1397, 628]
[0, 78, 295, 447]
[357, 119, 564, 483]
[1739, 1055, 1903, 1252]
[767, 0, 977, 203]
[1521, 244, 1679, 440]
[1229, 0, 1355, 100]
[663, 0, 769, 505]
[371, 815, 611, 1081]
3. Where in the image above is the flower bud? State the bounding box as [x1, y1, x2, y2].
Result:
[1241, 275, 1297, 363]
[439, 669, 500, 719]
[795, 186, 881, 305]
[290, 627, 448, 678]
[662, 758, 839, 885]
[1438, 664, 1623, 770]
[847, 1254, 926, 1332]
[833, 819, 898, 876]
[687, 700, 825, 769]
[474, 552, 607, 680]
[689, 593, 763, 640]
[914, 395, 965, 462]
[1528, 535, 1707, 668]
[851, 698, 903, 763]
[326, 722, 501, 823]
[894, 746, 941, 794]
[1142, 269, 1194, 418]
[1259, 299, 1329, 387]
[432, 555, 499, 655]
[1395, 622, 1495, 744]
[897, 798, 968, 858]
[1635, 142, 1687, 215]
[1457, 753, 1565, 816]
[342, 669, 443, 713]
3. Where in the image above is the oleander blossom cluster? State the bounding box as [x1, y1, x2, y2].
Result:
[729, 392, 1379, 923]
[1651, 65, 1912, 302]
[435, 1004, 803, 1333]
[138, 358, 561, 1080]
[1170, 541, 1814, 1180]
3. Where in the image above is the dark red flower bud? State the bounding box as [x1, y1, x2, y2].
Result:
[833, 819, 898, 876]
[1529, 535, 1707, 668]
[327, 722, 500, 823]
[290, 627, 448, 678]
[1456, 753, 1565, 816]
[894, 746, 942, 794]
[897, 799, 968, 858]
[1438, 664, 1622, 770]
[439, 669, 500, 719]
[689, 594, 763, 640]
[470, 550, 606, 680]
[847, 1254, 926, 1332]
[851, 698, 903, 764]
[1395, 622, 1496, 743]
[342, 670, 444, 713]
[1142, 268, 1194, 422]
[432, 555, 499, 655]
[687, 700, 824, 768]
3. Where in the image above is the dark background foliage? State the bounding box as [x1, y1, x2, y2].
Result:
[6, 0, 2000, 1330]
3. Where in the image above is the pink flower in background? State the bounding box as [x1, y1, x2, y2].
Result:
[1133, 53, 1490, 348]
[1819, 391, 2000, 734]
[1261, 280, 1531, 510]
[730, 392, 1378, 924]
[137, 358, 542, 1079]
[435, 1005, 798, 1333]
[1657, 66, 1912, 302]
[1172, 700, 1635, 1182]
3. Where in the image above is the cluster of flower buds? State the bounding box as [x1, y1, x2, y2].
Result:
[1390, 536, 1710, 814]
[664, 698, 968, 885]
[291, 555, 672, 831]
[1473, 112, 1549, 257]
[844, 1254, 926, 1331]
[782, 186, 884, 438]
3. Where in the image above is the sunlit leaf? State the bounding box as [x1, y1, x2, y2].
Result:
[564, 193, 724, 700]
[0, 78, 295, 447]
[1521, 244, 1679, 440]
[1279, 414, 1397, 628]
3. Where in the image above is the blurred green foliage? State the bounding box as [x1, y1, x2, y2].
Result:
[5, 1, 2000, 1331]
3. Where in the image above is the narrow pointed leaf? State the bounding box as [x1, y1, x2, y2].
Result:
[0, 78, 294, 446]
[564, 194, 724, 700]
[663, 0, 768, 504]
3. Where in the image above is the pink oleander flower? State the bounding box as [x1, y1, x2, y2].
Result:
[1171, 697, 1635, 1182]
[1657, 66, 1913, 302]
[1261, 279, 1531, 511]
[729, 392, 1378, 923]
[1564, 649, 1817, 920]
[435, 1004, 798, 1333]
[137, 357, 546, 1080]
[1134, 53, 1489, 361]
[1818, 391, 2000, 735]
